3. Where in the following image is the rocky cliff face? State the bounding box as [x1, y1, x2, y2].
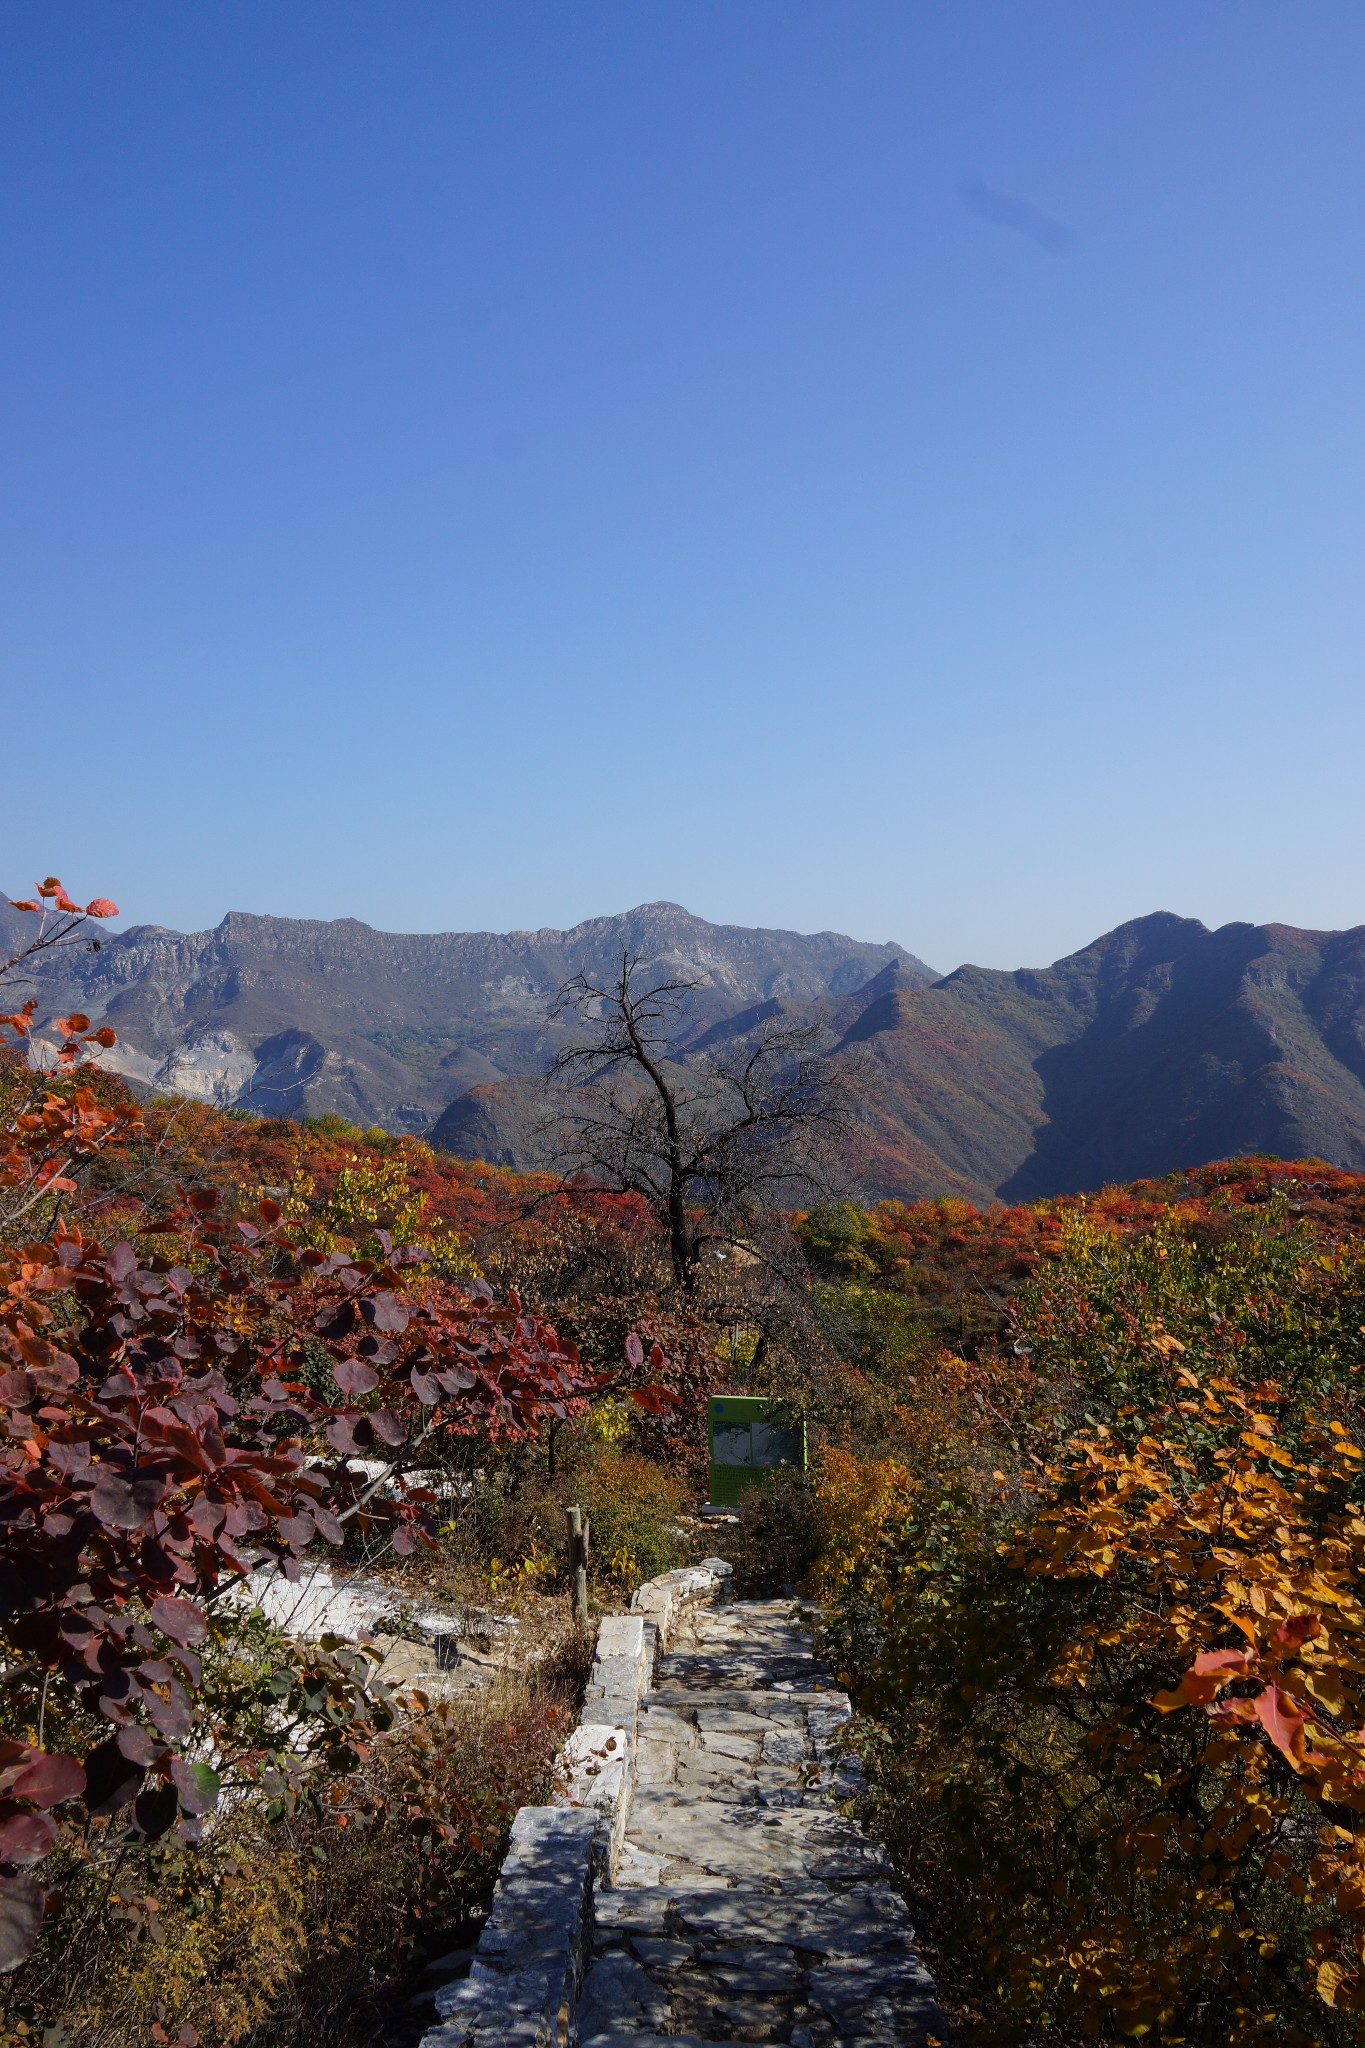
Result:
[0, 897, 925, 1131]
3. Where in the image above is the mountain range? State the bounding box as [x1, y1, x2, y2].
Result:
[0, 894, 924, 1129]
[4, 895, 1364, 1203]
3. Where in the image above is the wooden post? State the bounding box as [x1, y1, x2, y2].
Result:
[567, 1506, 589, 1623]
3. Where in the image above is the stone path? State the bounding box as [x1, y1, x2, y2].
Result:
[579, 1598, 944, 2047]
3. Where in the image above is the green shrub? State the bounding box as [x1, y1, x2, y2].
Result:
[301, 1112, 364, 1141]
[1014, 1199, 1365, 1420]
[815, 1281, 943, 1378]
[726, 1466, 819, 1595]
[815, 1194, 1365, 2045]
[577, 1451, 690, 1596]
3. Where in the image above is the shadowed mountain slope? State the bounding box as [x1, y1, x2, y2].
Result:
[841, 914, 1365, 1201]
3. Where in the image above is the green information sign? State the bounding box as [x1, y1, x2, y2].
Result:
[707, 1395, 807, 1507]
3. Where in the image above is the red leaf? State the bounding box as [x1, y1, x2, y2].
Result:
[186, 1496, 226, 1540]
[132, 1784, 178, 1841]
[630, 1383, 681, 1415]
[1190, 1648, 1253, 1678]
[144, 1689, 192, 1742]
[143, 1416, 211, 1470]
[276, 1514, 315, 1552]
[90, 1472, 165, 1531]
[54, 1014, 90, 1037]
[325, 1416, 362, 1454]
[83, 899, 118, 919]
[0, 1874, 45, 1972]
[1272, 1613, 1322, 1654]
[360, 1292, 409, 1334]
[332, 1360, 378, 1399]
[149, 1597, 208, 1648]
[105, 1243, 137, 1282]
[1252, 1683, 1308, 1769]
[0, 1812, 56, 1865]
[169, 1758, 220, 1815]
[1152, 1647, 1252, 1711]
[116, 1725, 159, 1767]
[369, 1409, 407, 1447]
[625, 1333, 645, 1370]
[81, 1737, 145, 1816]
[8, 1753, 85, 1808]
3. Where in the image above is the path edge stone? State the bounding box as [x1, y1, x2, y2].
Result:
[418, 1557, 732, 2048]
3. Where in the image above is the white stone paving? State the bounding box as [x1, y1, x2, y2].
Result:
[581, 1599, 945, 2047]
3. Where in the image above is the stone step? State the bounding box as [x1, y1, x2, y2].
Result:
[589, 1597, 945, 2045]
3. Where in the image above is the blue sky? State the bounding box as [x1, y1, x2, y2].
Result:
[2, 4, 1362, 972]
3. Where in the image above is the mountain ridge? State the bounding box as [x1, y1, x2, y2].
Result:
[7, 894, 1365, 1202]
[431, 910, 1365, 1198]
[837, 911, 1365, 1200]
[0, 895, 929, 1132]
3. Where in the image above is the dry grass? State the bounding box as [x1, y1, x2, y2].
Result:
[0, 1621, 593, 2048]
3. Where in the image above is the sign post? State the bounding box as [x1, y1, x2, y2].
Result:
[707, 1396, 807, 1508]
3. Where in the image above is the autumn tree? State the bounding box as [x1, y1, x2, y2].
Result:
[816, 1188, 1365, 2044]
[1, 879, 127, 1250]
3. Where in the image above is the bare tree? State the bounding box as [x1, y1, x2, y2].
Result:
[548, 951, 854, 1292]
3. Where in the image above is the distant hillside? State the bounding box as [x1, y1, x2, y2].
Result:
[428, 914, 1365, 1200]
[0, 896, 925, 1131]
[838, 913, 1365, 1200]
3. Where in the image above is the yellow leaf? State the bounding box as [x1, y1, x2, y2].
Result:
[1304, 1669, 1350, 1718]
[1318, 1957, 1348, 2007]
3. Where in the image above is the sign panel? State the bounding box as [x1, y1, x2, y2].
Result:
[707, 1396, 807, 1507]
